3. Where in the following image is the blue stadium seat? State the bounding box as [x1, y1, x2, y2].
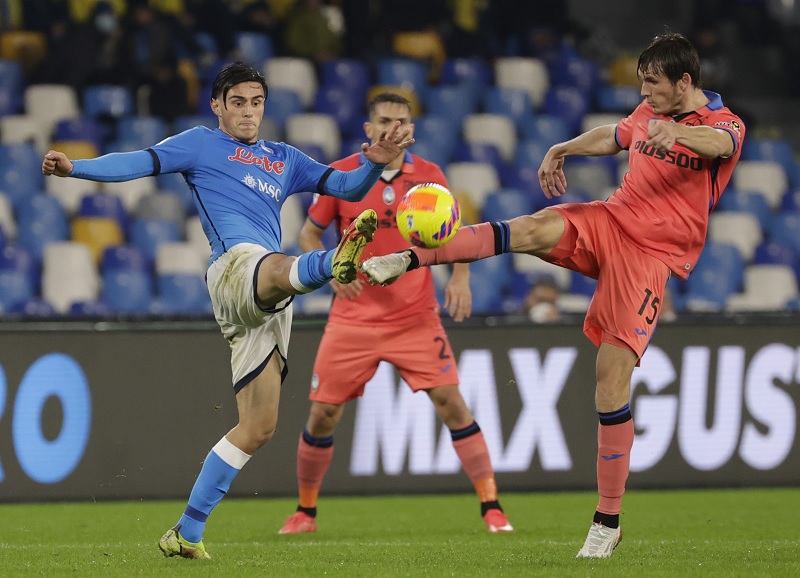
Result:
[519, 115, 570, 148]
[82, 85, 136, 119]
[156, 273, 212, 315]
[717, 189, 773, 230]
[404, 140, 451, 169]
[440, 58, 492, 101]
[694, 241, 745, 290]
[753, 241, 798, 268]
[293, 142, 329, 164]
[741, 138, 797, 182]
[596, 85, 642, 113]
[102, 270, 154, 314]
[0, 59, 23, 115]
[53, 117, 106, 150]
[481, 189, 535, 222]
[499, 163, 539, 193]
[780, 187, 800, 212]
[69, 299, 113, 317]
[413, 115, 459, 164]
[263, 88, 304, 131]
[130, 218, 181, 263]
[544, 86, 589, 135]
[549, 56, 600, 97]
[377, 58, 429, 100]
[483, 86, 534, 125]
[117, 116, 169, 148]
[172, 114, 218, 133]
[101, 245, 148, 274]
[470, 273, 505, 315]
[234, 31, 275, 67]
[17, 194, 69, 233]
[314, 85, 363, 138]
[0, 245, 38, 289]
[339, 136, 366, 159]
[453, 142, 505, 173]
[423, 85, 478, 127]
[78, 192, 129, 235]
[685, 267, 738, 311]
[320, 59, 370, 101]
[7, 297, 57, 317]
[0, 269, 34, 310]
[514, 139, 550, 170]
[570, 271, 598, 297]
[0, 142, 44, 201]
[768, 212, 800, 254]
[156, 171, 195, 214]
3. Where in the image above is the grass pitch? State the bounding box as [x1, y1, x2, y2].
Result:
[0, 488, 798, 577]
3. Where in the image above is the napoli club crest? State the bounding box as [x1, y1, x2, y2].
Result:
[383, 186, 395, 205]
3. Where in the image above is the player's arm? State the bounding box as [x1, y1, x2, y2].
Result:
[321, 161, 386, 202]
[444, 262, 471, 322]
[538, 124, 620, 198]
[42, 149, 157, 181]
[646, 120, 734, 158]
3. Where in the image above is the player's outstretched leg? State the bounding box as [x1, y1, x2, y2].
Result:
[576, 523, 622, 558]
[332, 208, 378, 283]
[361, 251, 411, 286]
[158, 525, 211, 560]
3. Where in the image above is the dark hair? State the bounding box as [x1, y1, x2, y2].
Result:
[637, 32, 701, 87]
[367, 93, 412, 117]
[211, 62, 269, 103]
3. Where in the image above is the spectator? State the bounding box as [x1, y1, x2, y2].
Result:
[283, 0, 343, 63]
[525, 276, 561, 323]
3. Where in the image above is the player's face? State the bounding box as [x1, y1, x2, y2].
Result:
[365, 102, 414, 143]
[640, 69, 688, 116]
[211, 81, 265, 144]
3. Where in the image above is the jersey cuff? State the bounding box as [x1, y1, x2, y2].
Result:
[146, 148, 161, 176]
[316, 167, 334, 194]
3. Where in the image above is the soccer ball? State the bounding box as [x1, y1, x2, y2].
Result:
[396, 183, 461, 248]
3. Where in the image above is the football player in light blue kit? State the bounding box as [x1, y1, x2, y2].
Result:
[41, 62, 414, 559]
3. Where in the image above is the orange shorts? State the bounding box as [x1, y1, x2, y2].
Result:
[309, 312, 459, 404]
[544, 202, 671, 358]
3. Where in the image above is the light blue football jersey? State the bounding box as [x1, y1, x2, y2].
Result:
[150, 127, 330, 263]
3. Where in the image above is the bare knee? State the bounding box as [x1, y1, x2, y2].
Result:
[428, 386, 473, 429]
[306, 402, 344, 437]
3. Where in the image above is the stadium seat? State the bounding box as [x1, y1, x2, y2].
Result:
[0, 142, 44, 201]
[717, 189, 773, 231]
[102, 176, 158, 212]
[314, 85, 364, 138]
[82, 85, 136, 119]
[18, 193, 68, 231]
[264, 57, 318, 108]
[259, 115, 282, 143]
[173, 114, 217, 133]
[412, 115, 459, 164]
[377, 58, 430, 101]
[753, 241, 798, 268]
[101, 269, 154, 314]
[470, 273, 505, 315]
[596, 85, 642, 113]
[684, 267, 738, 311]
[71, 216, 125, 263]
[45, 175, 99, 214]
[281, 195, 306, 252]
[69, 299, 113, 317]
[156, 171, 194, 213]
[519, 115, 570, 148]
[0, 30, 47, 74]
[707, 211, 763, 261]
[319, 59, 370, 102]
[0, 114, 48, 154]
[263, 88, 305, 131]
[570, 271, 598, 297]
[581, 112, 624, 134]
[286, 113, 341, 164]
[156, 273, 212, 315]
[423, 85, 478, 127]
[155, 242, 207, 276]
[563, 157, 616, 199]
[549, 55, 600, 96]
[0, 244, 37, 287]
[499, 164, 540, 197]
[440, 57, 492, 101]
[101, 244, 148, 274]
[733, 160, 788, 209]
[41, 241, 100, 313]
[0, 58, 23, 115]
[494, 57, 549, 109]
[768, 212, 800, 255]
[741, 137, 796, 181]
[445, 162, 500, 210]
[512, 254, 572, 290]
[134, 192, 185, 229]
[544, 86, 590, 135]
[481, 189, 535, 222]
[50, 140, 100, 162]
[727, 264, 799, 311]
[79, 192, 129, 234]
[117, 116, 169, 148]
[462, 113, 517, 163]
[392, 30, 447, 82]
[453, 142, 505, 173]
[609, 55, 640, 87]
[406, 140, 451, 169]
[130, 218, 182, 263]
[483, 86, 534, 125]
[0, 270, 34, 311]
[7, 297, 56, 317]
[233, 31, 275, 67]
[514, 139, 550, 171]
[52, 116, 106, 150]
[185, 216, 211, 261]
[0, 192, 15, 240]
[24, 84, 80, 135]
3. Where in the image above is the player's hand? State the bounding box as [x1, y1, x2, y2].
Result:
[646, 119, 678, 152]
[42, 150, 74, 177]
[444, 279, 472, 322]
[361, 120, 415, 165]
[537, 148, 567, 199]
[331, 278, 364, 300]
